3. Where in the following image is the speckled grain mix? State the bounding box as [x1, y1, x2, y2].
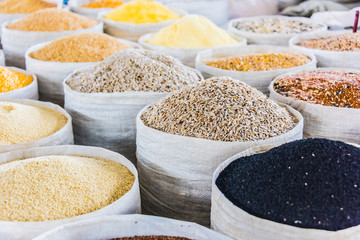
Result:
[297, 33, 360, 51]
[205, 52, 310, 71]
[274, 71, 360, 108]
[65, 49, 201, 93]
[216, 138, 360, 231]
[232, 18, 323, 34]
[0, 155, 134, 222]
[0, 101, 67, 145]
[141, 76, 297, 142]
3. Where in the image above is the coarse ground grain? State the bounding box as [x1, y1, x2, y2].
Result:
[216, 138, 360, 231]
[65, 49, 201, 93]
[6, 8, 98, 31]
[274, 71, 360, 108]
[232, 18, 324, 34]
[0, 0, 56, 14]
[0, 67, 33, 93]
[82, 0, 123, 8]
[297, 33, 360, 51]
[141, 77, 297, 142]
[0, 101, 67, 145]
[29, 33, 131, 62]
[0, 155, 134, 222]
[110, 237, 194, 240]
[205, 52, 310, 71]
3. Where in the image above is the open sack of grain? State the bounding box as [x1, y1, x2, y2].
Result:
[289, 31, 360, 69]
[269, 68, 360, 144]
[136, 76, 303, 226]
[33, 215, 232, 240]
[195, 45, 316, 95]
[0, 99, 73, 153]
[0, 66, 38, 100]
[139, 15, 246, 67]
[69, 0, 124, 19]
[64, 48, 202, 164]
[98, 0, 185, 41]
[25, 33, 139, 106]
[228, 15, 327, 46]
[212, 139, 360, 239]
[1, 8, 103, 68]
[0, 145, 140, 240]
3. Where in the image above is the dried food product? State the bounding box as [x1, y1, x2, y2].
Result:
[147, 15, 238, 48]
[232, 17, 324, 34]
[0, 155, 134, 221]
[6, 8, 98, 31]
[141, 76, 297, 142]
[110, 237, 193, 240]
[104, 0, 179, 24]
[0, 0, 55, 14]
[65, 48, 201, 93]
[274, 70, 360, 108]
[297, 32, 360, 51]
[0, 67, 33, 93]
[205, 52, 310, 71]
[216, 138, 360, 231]
[29, 33, 130, 62]
[0, 101, 67, 145]
[82, 0, 123, 8]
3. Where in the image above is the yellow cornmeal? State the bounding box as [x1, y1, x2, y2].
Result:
[0, 67, 33, 93]
[0, 155, 135, 222]
[104, 0, 179, 24]
[0, 102, 67, 145]
[147, 15, 238, 48]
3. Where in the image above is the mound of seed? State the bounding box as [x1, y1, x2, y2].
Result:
[0, 0, 56, 14]
[233, 18, 323, 34]
[297, 33, 360, 51]
[205, 52, 310, 71]
[274, 71, 360, 108]
[111, 237, 193, 240]
[7, 8, 98, 31]
[216, 138, 360, 231]
[141, 77, 296, 142]
[0, 155, 134, 222]
[66, 49, 201, 93]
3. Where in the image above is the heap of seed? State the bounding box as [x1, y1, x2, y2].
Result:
[232, 17, 323, 34]
[82, 0, 123, 8]
[274, 70, 360, 108]
[0, 155, 134, 222]
[29, 33, 131, 62]
[65, 49, 201, 93]
[0, 101, 67, 145]
[111, 237, 193, 240]
[141, 77, 297, 142]
[205, 52, 310, 71]
[6, 8, 98, 31]
[0, 0, 55, 14]
[216, 138, 360, 231]
[0, 67, 33, 93]
[297, 33, 360, 51]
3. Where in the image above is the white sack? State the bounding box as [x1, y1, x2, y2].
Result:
[289, 30, 360, 69]
[97, 8, 186, 42]
[139, 33, 246, 67]
[269, 68, 360, 144]
[228, 0, 278, 18]
[0, 50, 5, 66]
[211, 145, 360, 240]
[311, 7, 360, 29]
[0, 145, 140, 240]
[33, 214, 232, 240]
[228, 16, 327, 46]
[0, 99, 73, 153]
[195, 45, 317, 95]
[1, 20, 103, 68]
[136, 104, 303, 226]
[0, 67, 38, 100]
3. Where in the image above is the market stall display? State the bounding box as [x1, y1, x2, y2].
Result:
[137, 76, 303, 226]
[64, 48, 202, 164]
[196, 45, 316, 94]
[25, 32, 135, 106]
[0, 145, 140, 240]
[212, 139, 360, 239]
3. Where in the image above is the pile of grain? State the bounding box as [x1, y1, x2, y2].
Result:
[0, 155, 134, 221]
[0, 67, 33, 93]
[0, 0, 55, 14]
[141, 76, 296, 142]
